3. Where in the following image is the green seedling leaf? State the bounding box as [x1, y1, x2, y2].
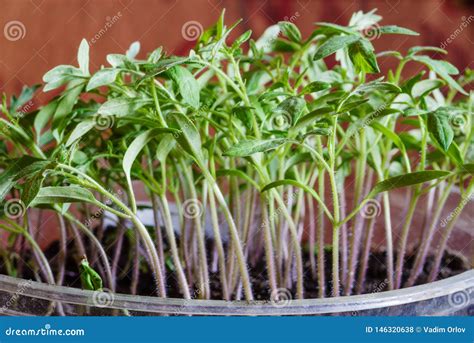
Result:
[348, 38, 380, 73]
[34, 101, 58, 138]
[126, 41, 140, 59]
[313, 34, 360, 60]
[368, 170, 451, 197]
[223, 138, 287, 157]
[156, 135, 176, 163]
[232, 30, 252, 48]
[9, 85, 40, 113]
[52, 80, 85, 131]
[458, 163, 474, 174]
[412, 55, 467, 95]
[278, 21, 302, 43]
[446, 142, 464, 167]
[86, 68, 121, 91]
[261, 179, 333, 220]
[78, 39, 90, 75]
[427, 107, 454, 151]
[65, 120, 96, 147]
[98, 98, 152, 116]
[407, 46, 448, 56]
[168, 112, 204, 163]
[29, 186, 98, 206]
[0, 157, 50, 201]
[79, 258, 103, 291]
[123, 128, 178, 190]
[21, 173, 44, 207]
[314, 22, 358, 35]
[377, 25, 419, 36]
[275, 96, 306, 123]
[293, 106, 333, 130]
[168, 65, 200, 109]
[411, 79, 445, 98]
[301, 81, 331, 94]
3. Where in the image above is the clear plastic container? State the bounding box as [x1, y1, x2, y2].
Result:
[0, 270, 471, 316]
[0, 189, 471, 316]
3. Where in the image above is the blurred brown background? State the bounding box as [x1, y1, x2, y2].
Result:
[0, 0, 473, 254]
[1, 0, 474, 101]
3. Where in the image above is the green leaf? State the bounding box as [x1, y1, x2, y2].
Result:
[10, 85, 40, 113]
[98, 98, 152, 116]
[0, 157, 50, 201]
[168, 65, 200, 109]
[52, 80, 85, 130]
[21, 173, 44, 207]
[412, 56, 467, 95]
[168, 112, 204, 163]
[65, 120, 96, 147]
[407, 46, 447, 56]
[77, 39, 90, 75]
[232, 30, 252, 48]
[427, 107, 454, 151]
[458, 163, 474, 174]
[29, 186, 97, 206]
[123, 131, 155, 198]
[86, 68, 121, 91]
[156, 135, 176, 163]
[293, 106, 333, 130]
[79, 258, 103, 291]
[348, 38, 380, 73]
[123, 128, 178, 189]
[313, 34, 360, 60]
[446, 142, 464, 166]
[261, 179, 332, 220]
[34, 101, 57, 138]
[126, 41, 140, 59]
[275, 96, 306, 123]
[378, 25, 419, 36]
[368, 170, 451, 197]
[223, 138, 286, 157]
[301, 81, 331, 94]
[278, 21, 302, 43]
[314, 22, 358, 35]
[411, 79, 445, 98]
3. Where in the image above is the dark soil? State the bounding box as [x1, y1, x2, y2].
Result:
[6, 225, 470, 301]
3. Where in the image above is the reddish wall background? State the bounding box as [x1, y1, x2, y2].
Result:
[1, 0, 474, 99]
[0, 1, 473, 255]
